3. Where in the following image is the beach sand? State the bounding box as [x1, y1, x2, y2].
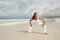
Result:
[0, 19, 60, 40]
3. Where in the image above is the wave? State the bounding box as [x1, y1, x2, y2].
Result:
[0, 19, 29, 26]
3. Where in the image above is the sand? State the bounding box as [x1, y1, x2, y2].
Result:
[0, 20, 60, 40]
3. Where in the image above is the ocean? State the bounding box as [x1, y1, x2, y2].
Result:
[0, 18, 55, 26]
[0, 19, 29, 26]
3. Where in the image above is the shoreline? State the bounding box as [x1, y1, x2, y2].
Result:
[0, 18, 60, 26]
[0, 19, 60, 40]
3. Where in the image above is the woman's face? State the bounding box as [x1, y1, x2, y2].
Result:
[35, 13, 39, 19]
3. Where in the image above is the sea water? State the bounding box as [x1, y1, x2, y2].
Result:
[0, 18, 55, 26]
[0, 19, 29, 26]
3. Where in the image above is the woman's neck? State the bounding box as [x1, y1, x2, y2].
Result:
[34, 18, 39, 20]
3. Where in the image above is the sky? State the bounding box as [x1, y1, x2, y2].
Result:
[0, 0, 60, 18]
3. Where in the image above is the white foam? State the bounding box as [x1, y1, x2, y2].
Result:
[0, 21, 29, 26]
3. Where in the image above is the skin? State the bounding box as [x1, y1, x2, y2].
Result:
[30, 13, 45, 27]
[39, 17, 45, 27]
[30, 13, 47, 34]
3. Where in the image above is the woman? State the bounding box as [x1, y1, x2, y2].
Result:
[28, 12, 47, 34]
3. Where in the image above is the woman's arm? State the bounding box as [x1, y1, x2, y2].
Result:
[30, 19, 32, 27]
[39, 17, 45, 26]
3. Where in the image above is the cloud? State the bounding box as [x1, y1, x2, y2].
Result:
[0, 0, 60, 18]
[0, 1, 13, 5]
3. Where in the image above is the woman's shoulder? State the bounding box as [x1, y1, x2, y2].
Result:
[39, 17, 45, 20]
[30, 16, 34, 21]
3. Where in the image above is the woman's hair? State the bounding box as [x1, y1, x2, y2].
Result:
[31, 12, 37, 20]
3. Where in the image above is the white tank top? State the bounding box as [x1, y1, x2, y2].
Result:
[31, 19, 43, 26]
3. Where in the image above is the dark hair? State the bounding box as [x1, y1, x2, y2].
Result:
[31, 12, 37, 20]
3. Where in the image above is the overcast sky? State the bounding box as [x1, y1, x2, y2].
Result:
[0, 0, 60, 18]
